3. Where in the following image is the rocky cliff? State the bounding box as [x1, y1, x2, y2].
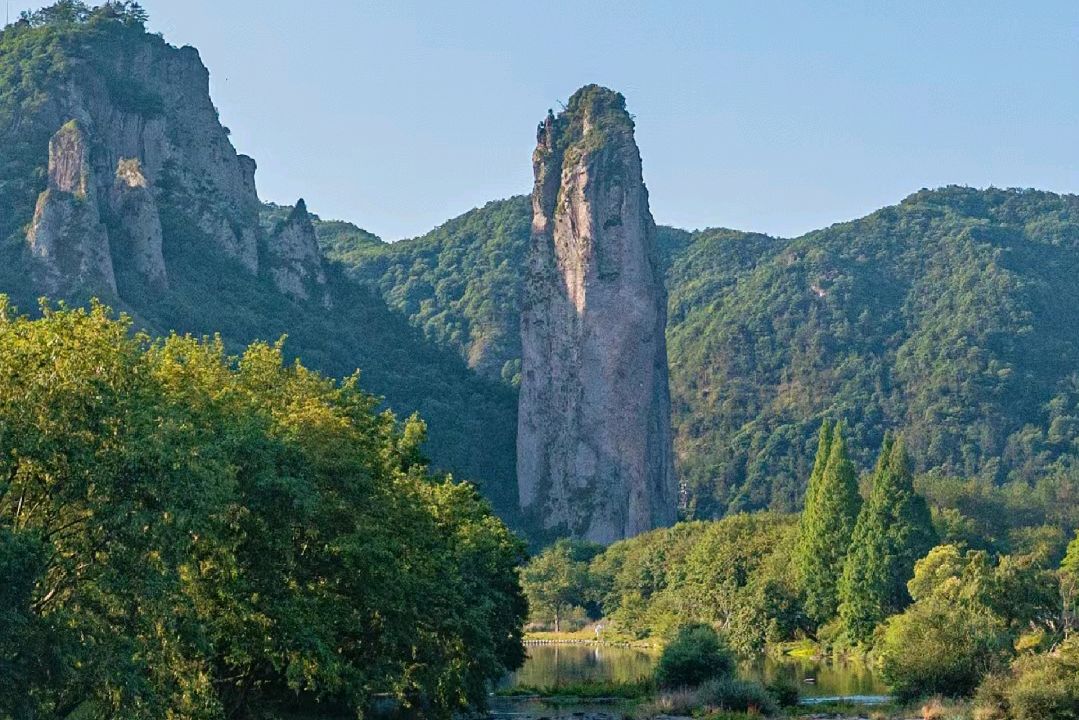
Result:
[266, 199, 331, 307]
[26, 120, 117, 296]
[9, 16, 263, 301]
[517, 85, 677, 543]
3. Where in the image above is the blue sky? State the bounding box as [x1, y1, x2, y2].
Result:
[14, 1, 1079, 240]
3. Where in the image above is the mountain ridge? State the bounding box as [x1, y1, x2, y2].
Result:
[4, 6, 1078, 532]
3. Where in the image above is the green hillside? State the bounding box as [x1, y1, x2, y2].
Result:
[336, 186, 1079, 519]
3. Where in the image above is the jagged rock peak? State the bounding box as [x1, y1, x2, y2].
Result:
[48, 120, 93, 195]
[267, 198, 330, 307]
[27, 121, 116, 296]
[517, 86, 677, 543]
[11, 17, 263, 280]
[109, 158, 168, 290]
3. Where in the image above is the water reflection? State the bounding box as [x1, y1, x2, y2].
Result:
[502, 644, 888, 698]
[503, 644, 658, 687]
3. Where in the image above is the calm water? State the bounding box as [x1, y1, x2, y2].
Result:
[500, 643, 888, 698]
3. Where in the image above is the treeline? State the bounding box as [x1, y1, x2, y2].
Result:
[521, 423, 1079, 715]
[0, 301, 526, 719]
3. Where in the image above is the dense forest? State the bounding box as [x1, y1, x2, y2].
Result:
[330, 187, 1079, 522]
[519, 424, 1079, 716]
[0, 301, 526, 719]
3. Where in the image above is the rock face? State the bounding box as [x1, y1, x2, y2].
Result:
[27, 121, 117, 296]
[109, 158, 168, 290]
[517, 86, 677, 543]
[21, 28, 264, 299]
[267, 199, 331, 307]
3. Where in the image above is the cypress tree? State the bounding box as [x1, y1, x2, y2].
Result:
[837, 435, 937, 643]
[796, 423, 862, 627]
[800, 420, 834, 518]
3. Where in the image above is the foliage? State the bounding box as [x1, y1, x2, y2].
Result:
[0, 301, 526, 719]
[878, 546, 1014, 699]
[330, 196, 533, 383]
[1062, 531, 1079, 635]
[0, 5, 522, 527]
[765, 676, 801, 707]
[838, 436, 937, 642]
[583, 515, 803, 653]
[519, 539, 600, 631]
[973, 637, 1079, 720]
[496, 677, 654, 699]
[654, 623, 735, 688]
[695, 676, 778, 716]
[330, 186, 1079, 526]
[796, 421, 861, 627]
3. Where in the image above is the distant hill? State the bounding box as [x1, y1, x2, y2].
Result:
[336, 187, 1079, 519]
[4, 7, 1078, 530]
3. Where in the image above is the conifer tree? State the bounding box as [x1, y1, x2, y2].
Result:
[805, 421, 834, 505]
[796, 422, 861, 627]
[838, 434, 937, 643]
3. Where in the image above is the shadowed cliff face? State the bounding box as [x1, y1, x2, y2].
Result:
[517, 85, 677, 543]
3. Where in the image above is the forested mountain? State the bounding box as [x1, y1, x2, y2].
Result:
[0, 5, 519, 520]
[332, 187, 1079, 520]
[5, 4, 1079, 531]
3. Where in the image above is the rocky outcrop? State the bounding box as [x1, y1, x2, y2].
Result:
[517, 86, 677, 543]
[109, 158, 167, 290]
[60, 39, 262, 271]
[21, 28, 264, 299]
[27, 121, 117, 296]
[266, 199, 330, 307]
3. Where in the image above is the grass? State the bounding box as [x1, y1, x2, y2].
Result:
[496, 677, 655, 699]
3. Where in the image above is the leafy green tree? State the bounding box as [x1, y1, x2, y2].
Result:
[796, 421, 861, 627]
[838, 435, 937, 643]
[520, 539, 593, 631]
[654, 623, 735, 688]
[879, 545, 1013, 699]
[1062, 531, 1079, 635]
[0, 300, 526, 719]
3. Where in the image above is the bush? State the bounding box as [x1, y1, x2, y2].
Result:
[1002, 648, 1079, 720]
[973, 638, 1079, 720]
[765, 676, 800, 707]
[878, 595, 1010, 700]
[654, 623, 735, 688]
[697, 677, 778, 716]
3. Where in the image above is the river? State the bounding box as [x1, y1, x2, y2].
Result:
[491, 643, 888, 716]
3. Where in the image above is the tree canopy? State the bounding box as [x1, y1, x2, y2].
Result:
[0, 300, 525, 719]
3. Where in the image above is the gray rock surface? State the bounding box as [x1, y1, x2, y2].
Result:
[24, 32, 264, 296]
[27, 121, 117, 296]
[517, 86, 677, 543]
[267, 199, 331, 307]
[109, 158, 168, 290]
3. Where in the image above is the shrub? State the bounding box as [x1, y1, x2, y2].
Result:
[1004, 648, 1079, 720]
[696, 677, 778, 716]
[654, 623, 735, 688]
[972, 638, 1079, 720]
[878, 594, 1010, 699]
[765, 676, 800, 707]
[635, 687, 698, 717]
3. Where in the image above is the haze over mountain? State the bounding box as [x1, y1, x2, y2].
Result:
[4, 3, 1079, 537]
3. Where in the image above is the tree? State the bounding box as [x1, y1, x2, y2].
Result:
[796, 421, 861, 627]
[1062, 531, 1079, 636]
[879, 545, 1013, 700]
[0, 301, 526, 719]
[654, 623, 735, 688]
[520, 540, 592, 632]
[838, 435, 937, 643]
